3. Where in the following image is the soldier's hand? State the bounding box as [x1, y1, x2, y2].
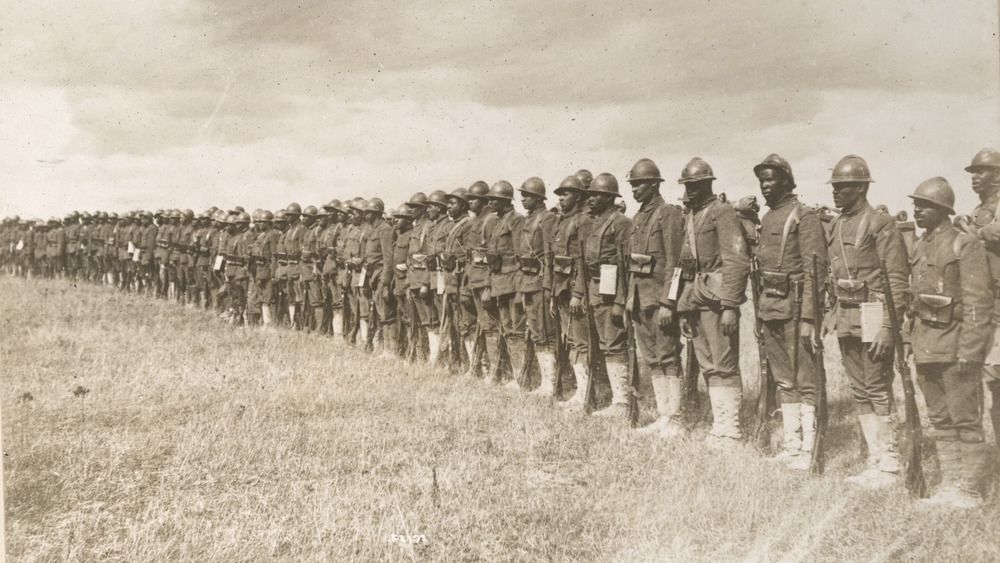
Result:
[481, 288, 491, 302]
[655, 305, 674, 328]
[868, 327, 892, 361]
[420, 284, 429, 296]
[821, 314, 836, 339]
[800, 322, 816, 354]
[549, 297, 557, 317]
[570, 296, 583, 315]
[679, 316, 694, 339]
[611, 303, 625, 327]
[721, 308, 738, 336]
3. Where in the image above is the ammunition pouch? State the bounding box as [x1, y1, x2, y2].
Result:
[411, 254, 430, 271]
[395, 262, 408, 273]
[470, 248, 489, 267]
[628, 253, 655, 276]
[437, 253, 457, 272]
[914, 293, 954, 325]
[760, 271, 789, 298]
[156, 241, 170, 249]
[486, 253, 502, 274]
[519, 255, 542, 276]
[835, 279, 868, 307]
[679, 257, 697, 281]
[587, 261, 607, 280]
[552, 255, 574, 276]
[225, 255, 247, 267]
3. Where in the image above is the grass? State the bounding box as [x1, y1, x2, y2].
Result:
[0, 276, 997, 561]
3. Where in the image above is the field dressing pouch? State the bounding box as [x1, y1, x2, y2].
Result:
[985, 327, 1000, 364]
[213, 254, 224, 271]
[410, 253, 429, 270]
[599, 264, 618, 296]
[860, 302, 883, 343]
[356, 266, 367, 288]
[436, 270, 445, 294]
[552, 255, 574, 275]
[691, 271, 725, 306]
[835, 279, 868, 305]
[628, 253, 654, 275]
[470, 248, 488, 267]
[914, 294, 954, 324]
[127, 242, 135, 254]
[133, 249, 141, 262]
[16, 239, 24, 251]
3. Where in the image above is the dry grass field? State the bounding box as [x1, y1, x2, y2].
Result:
[0, 276, 997, 561]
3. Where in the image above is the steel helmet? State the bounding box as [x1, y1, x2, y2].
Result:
[154, 209, 165, 218]
[519, 177, 546, 198]
[965, 148, 1000, 172]
[488, 181, 514, 200]
[448, 187, 469, 202]
[627, 159, 663, 183]
[259, 210, 274, 222]
[363, 199, 382, 213]
[345, 198, 364, 211]
[574, 169, 594, 188]
[753, 154, 795, 186]
[555, 175, 586, 195]
[285, 203, 302, 216]
[182, 209, 195, 219]
[303, 205, 319, 217]
[108, 212, 118, 220]
[236, 211, 251, 224]
[322, 199, 342, 211]
[589, 173, 621, 196]
[678, 157, 716, 184]
[467, 181, 490, 199]
[909, 177, 955, 214]
[274, 209, 288, 223]
[392, 205, 413, 218]
[232, 206, 245, 214]
[426, 190, 448, 207]
[827, 154, 874, 184]
[369, 198, 385, 212]
[407, 192, 428, 207]
[251, 209, 263, 222]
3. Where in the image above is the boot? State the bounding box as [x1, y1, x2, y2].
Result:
[593, 362, 629, 418]
[462, 338, 479, 378]
[846, 413, 882, 484]
[637, 375, 685, 437]
[288, 305, 297, 329]
[261, 304, 272, 326]
[706, 384, 742, 447]
[529, 349, 558, 397]
[989, 380, 1000, 448]
[954, 440, 986, 508]
[359, 319, 370, 346]
[921, 438, 965, 507]
[427, 330, 441, 367]
[560, 363, 589, 411]
[789, 404, 816, 470]
[332, 310, 344, 337]
[380, 323, 397, 359]
[504, 339, 526, 389]
[768, 403, 802, 462]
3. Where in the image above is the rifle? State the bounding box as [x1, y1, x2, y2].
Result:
[809, 254, 827, 475]
[683, 334, 701, 419]
[751, 256, 778, 450]
[626, 284, 640, 427]
[880, 258, 927, 498]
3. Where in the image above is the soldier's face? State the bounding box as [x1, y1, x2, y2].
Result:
[831, 182, 867, 210]
[757, 169, 791, 204]
[558, 190, 581, 213]
[970, 167, 1000, 195]
[683, 180, 713, 206]
[407, 205, 425, 221]
[588, 193, 613, 214]
[446, 198, 467, 218]
[468, 197, 486, 215]
[630, 180, 658, 205]
[426, 204, 444, 220]
[913, 201, 949, 230]
[521, 193, 543, 212]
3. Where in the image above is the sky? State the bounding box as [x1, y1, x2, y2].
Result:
[2, 0, 998, 219]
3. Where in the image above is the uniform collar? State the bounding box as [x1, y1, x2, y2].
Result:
[981, 188, 1000, 207]
[639, 194, 665, 212]
[840, 201, 871, 218]
[766, 192, 797, 210]
[691, 194, 718, 213]
[923, 220, 953, 241]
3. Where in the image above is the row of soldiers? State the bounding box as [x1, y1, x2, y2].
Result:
[3, 149, 998, 510]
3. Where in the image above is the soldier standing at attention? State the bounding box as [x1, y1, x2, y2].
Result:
[753, 154, 829, 466]
[64, 211, 80, 281]
[319, 201, 345, 336]
[390, 205, 415, 358]
[674, 158, 750, 446]
[223, 213, 251, 325]
[299, 206, 324, 332]
[583, 173, 632, 416]
[463, 182, 497, 378]
[440, 188, 475, 370]
[485, 181, 525, 385]
[281, 203, 307, 329]
[907, 177, 993, 508]
[624, 159, 685, 432]
[821, 155, 910, 484]
[360, 199, 394, 349]
[516, 177, 559, 396]
[552, 175, 593, 409]
[954, 147, 1000, 447]
[138, 210, 158, 296]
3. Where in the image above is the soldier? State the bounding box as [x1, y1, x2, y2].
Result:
[390, 205, 415, 358]
[64, 211, 80, 280]
[298, 206, 325, 331]
[137, 210, 158, 295]
[955, 147, 1000, 447]
[247, 211, 272, 325]
[463, 182, 496, 378]
[820, 155, 910, 484]
[583, 173, 632, 416]
[753, 154, 829, 466]
[552, 175, 593, 408]
[516, 178, 559, 395]
[907, 177, 993, 508]
[441, 188, 475, 371]
[673, 158, 750, 445]
[78, 212, 93, 282]
[484, 181, 525, 385]
[622, 159, 684, 431]
[223, 213, 252, 325]
[319, 200, 345, 336]
[269, 210, 289, 322]
[174, 210, 197, 304]
[152, 210, 172, 298]
[360, 199, 394, 349]
[407, 191, 450, 364]
[280, 203, 307, 328]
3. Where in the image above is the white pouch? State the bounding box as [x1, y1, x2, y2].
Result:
[860, 302, 883, 343]
[214, 255, 224, 271]
[599, 264, 618, 296]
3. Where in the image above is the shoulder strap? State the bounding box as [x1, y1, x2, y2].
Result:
[777, 202, 802, 271]
[684, 199, 719, 263]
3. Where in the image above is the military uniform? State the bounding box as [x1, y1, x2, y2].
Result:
[465, 209, 497, 376]
[248, 225, 277, 324]
[361, 214, 395, 346]
[676, 193, 749, 439]
[909, 218, 992, 503]
[223, 226, 250, 324]
[486, 206, 525, 380]
[441, 211, 475, 366]
[299, 221, 324, 330]
[552, 200, 592, 405]
[279, 219, 307, 327]
[319, 221, 343, 334]
[391, 221, 413, 357]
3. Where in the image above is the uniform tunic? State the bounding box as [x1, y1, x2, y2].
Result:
[583, 206, 631, 362]
[551, 206, 592, 364]
[517, 207, 557, 346]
